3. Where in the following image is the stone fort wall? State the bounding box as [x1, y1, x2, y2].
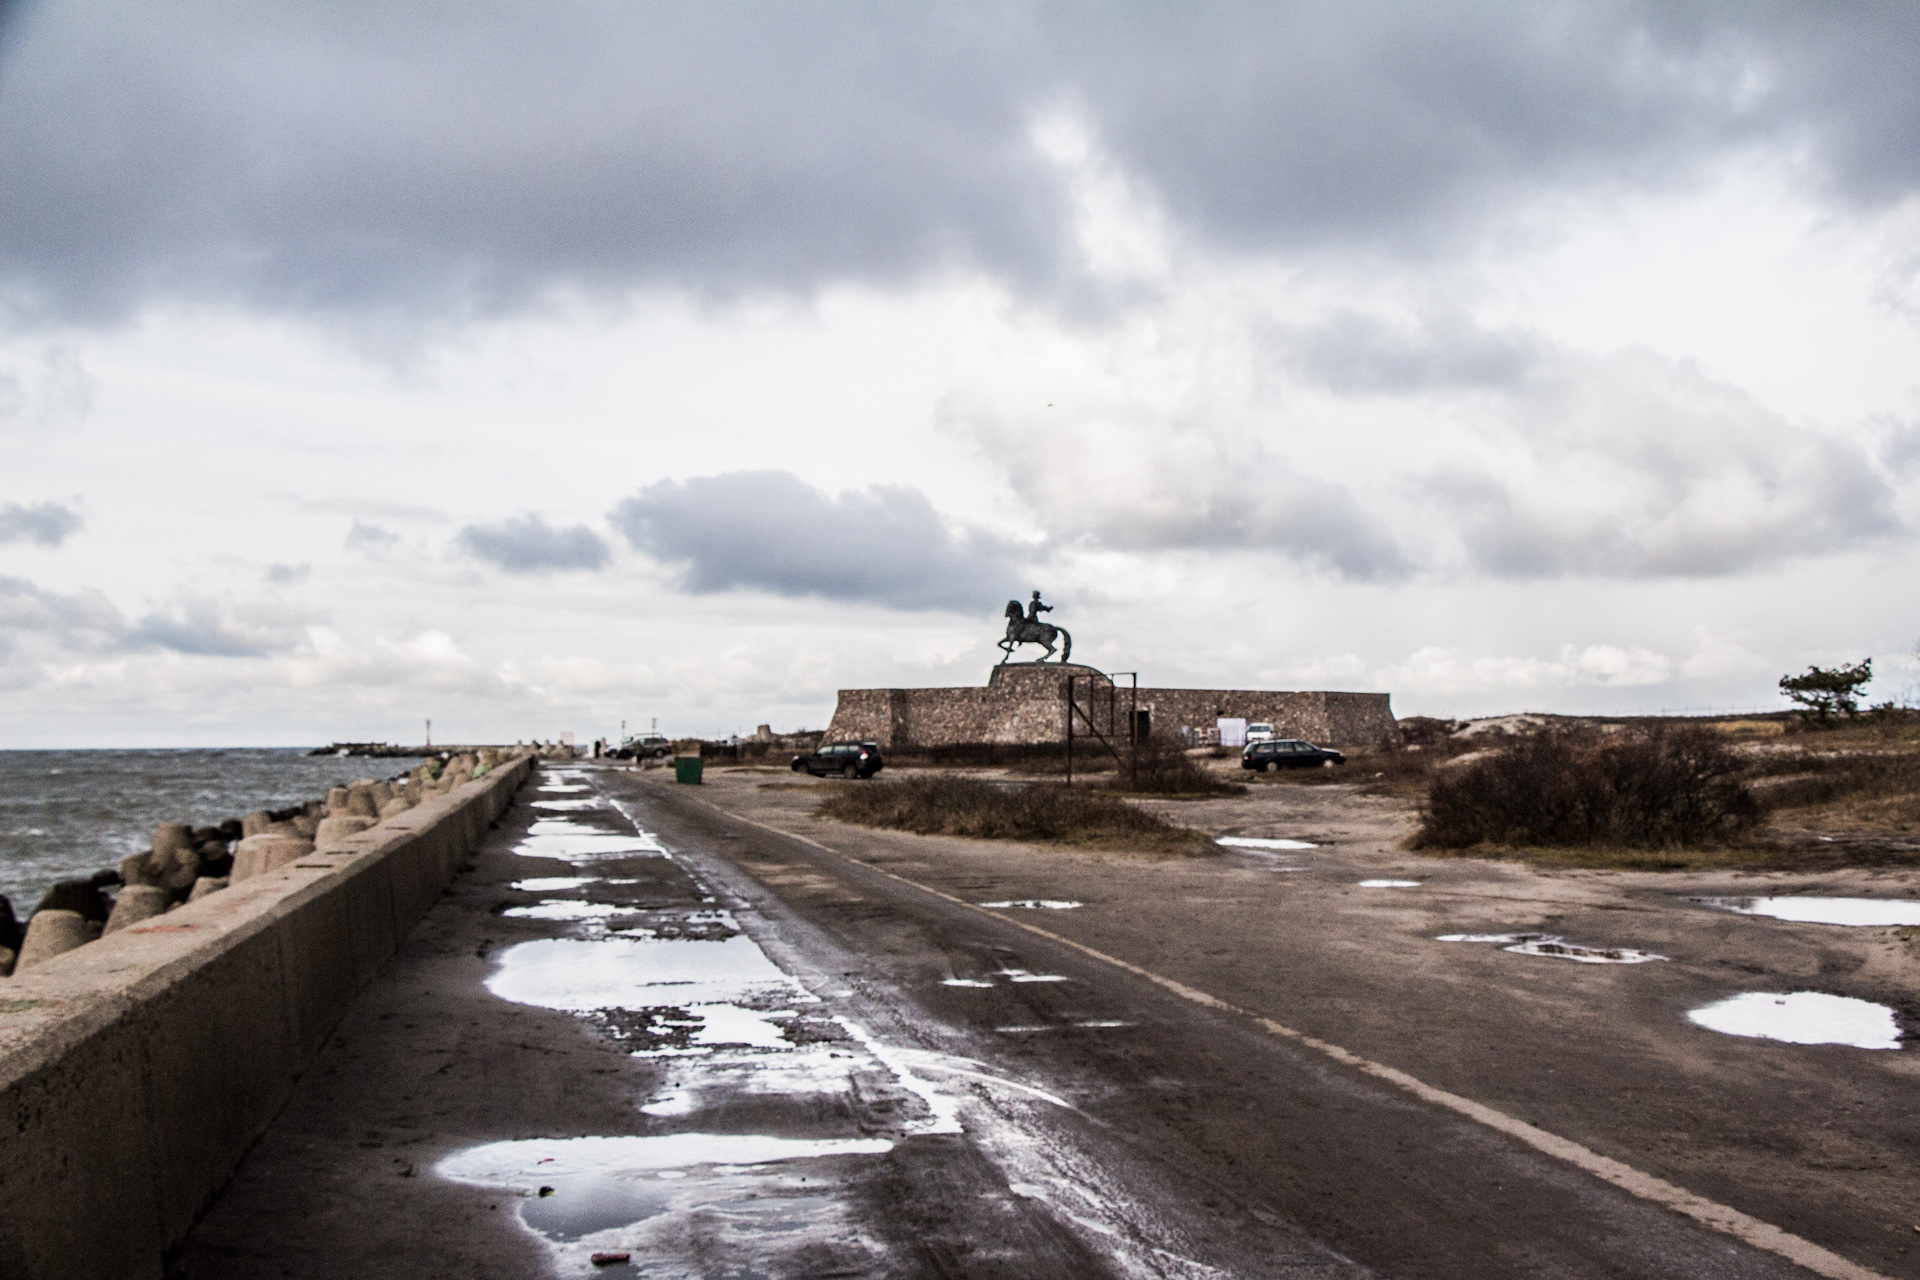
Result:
[824, 664, 1398, 749]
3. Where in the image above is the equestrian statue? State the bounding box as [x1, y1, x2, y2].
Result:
[999, 590, 1072, 663]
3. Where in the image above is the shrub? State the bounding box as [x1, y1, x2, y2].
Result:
[1414, 725, 1758, 850]
[1099, 734, 1246, 795]
[817, 774, 1215, 854]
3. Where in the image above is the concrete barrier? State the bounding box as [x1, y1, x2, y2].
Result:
[0, 753, 532, 1280]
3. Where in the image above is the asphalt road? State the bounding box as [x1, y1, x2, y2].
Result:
[169, 762, 1909, 1279]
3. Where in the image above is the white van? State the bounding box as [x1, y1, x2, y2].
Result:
[1246, 722, 1277, 744]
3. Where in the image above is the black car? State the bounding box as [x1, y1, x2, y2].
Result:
[792, 741, 884, 779]
[1242, 739, 1346, 771]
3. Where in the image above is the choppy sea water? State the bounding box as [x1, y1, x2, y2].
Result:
[0, 749, 431, 914]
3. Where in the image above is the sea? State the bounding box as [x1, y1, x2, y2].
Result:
[0, 749, 432, 915]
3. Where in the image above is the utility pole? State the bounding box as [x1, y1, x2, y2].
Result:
[425, 718, 432, 749]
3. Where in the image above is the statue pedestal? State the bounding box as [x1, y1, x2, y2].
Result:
[988, 661, 1110, 689]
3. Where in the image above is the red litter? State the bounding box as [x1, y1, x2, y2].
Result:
[589, 1253, 631, 1266]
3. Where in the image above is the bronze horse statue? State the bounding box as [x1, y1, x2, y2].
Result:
[999, 597, 1071, 663]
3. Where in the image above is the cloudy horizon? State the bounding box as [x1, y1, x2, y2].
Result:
[3, 2, 1918, 747]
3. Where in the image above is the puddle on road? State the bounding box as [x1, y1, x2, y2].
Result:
[1687, 991, 1902, 1049]
[1358, 879, 1421, 888]
[537, 783, 591, 793]
[980, 900, 1082, 910]
[1696, 896, 1920, 927]
[996, 968, 1071, 983]
[1438, 933, 1667, 964]
[941, 968, 1072, 986]
[488, 934, 803, 1014]
[515, 816, 666, 862]
[1505, 938, 1666, 964]
[437, 1135, 893, 1276]
[531, 797, 608, 811]
[1217, 836, 1318, 850]
[510, 876, 598, 892]
[502, 900, 635, 922]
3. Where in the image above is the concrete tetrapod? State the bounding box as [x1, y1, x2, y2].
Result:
[230, 834, 314, 882]
[377, 796, 413, 820]
[103, 885, 171, 934]
[314, 815, 374, 853]
[152, 823, 194, 864]
[241, 810, 274, 837]
[187, 877, 228, 902]
[346, 783, 380, 819]
[15, 909, 93, 972]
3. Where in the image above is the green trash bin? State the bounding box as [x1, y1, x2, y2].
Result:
[673, 755, 704, 785]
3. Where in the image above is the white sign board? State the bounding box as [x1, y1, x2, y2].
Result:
[1217, 717, 1248, 748]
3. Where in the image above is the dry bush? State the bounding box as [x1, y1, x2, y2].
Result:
[816, 774, 1216, 855]
[1414, 725, 1759, 850]
[1100, 735, 1246, 796]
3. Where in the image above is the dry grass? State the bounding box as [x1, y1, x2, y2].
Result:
[815, 774, 1218, 856]
[1096, 735, 1247, 798]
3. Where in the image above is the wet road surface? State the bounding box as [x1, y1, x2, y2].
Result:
[169, 763, 1904, 1278]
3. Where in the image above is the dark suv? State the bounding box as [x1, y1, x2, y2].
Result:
[792, 741, 884, 779]
[1242, 739, 1346, 771]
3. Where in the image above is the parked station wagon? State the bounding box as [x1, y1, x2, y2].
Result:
[1241, 739, 1346, 771]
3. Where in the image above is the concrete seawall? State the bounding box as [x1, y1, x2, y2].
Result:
[0, 754, 533, 1280]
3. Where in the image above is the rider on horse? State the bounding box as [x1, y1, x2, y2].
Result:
[1000, 590, 1071, 663]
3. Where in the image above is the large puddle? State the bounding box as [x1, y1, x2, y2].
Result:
[1217, 836, 1318, 850]
[1687, 991, 1902, 1049]
[437, 1135, 895, 1274]
[515, 817, 666, 862]
[1696, 896, 1920, 927]
[1438, 932, 1667, 964]
[980, 899, 1082, 910]
[1359, 879, 1421, 888]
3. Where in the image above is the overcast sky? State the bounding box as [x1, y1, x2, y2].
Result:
[3, 1, 1919, 747]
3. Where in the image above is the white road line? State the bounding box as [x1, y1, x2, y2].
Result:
[686, 794, 1890, 1280]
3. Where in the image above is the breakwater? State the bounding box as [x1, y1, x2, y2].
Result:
[0, 749, 435, 914]
[0, 750, 502, 980]
[0, 749, 532, 1279]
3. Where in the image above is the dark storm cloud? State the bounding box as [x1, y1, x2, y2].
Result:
[456, 514, 610, 574]
[609, 471, 1015, 610]
[0, 499, 81, 545]
[2, 3, 1917, 324]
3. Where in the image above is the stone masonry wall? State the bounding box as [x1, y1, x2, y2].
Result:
[823, 665, 1397, 749]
